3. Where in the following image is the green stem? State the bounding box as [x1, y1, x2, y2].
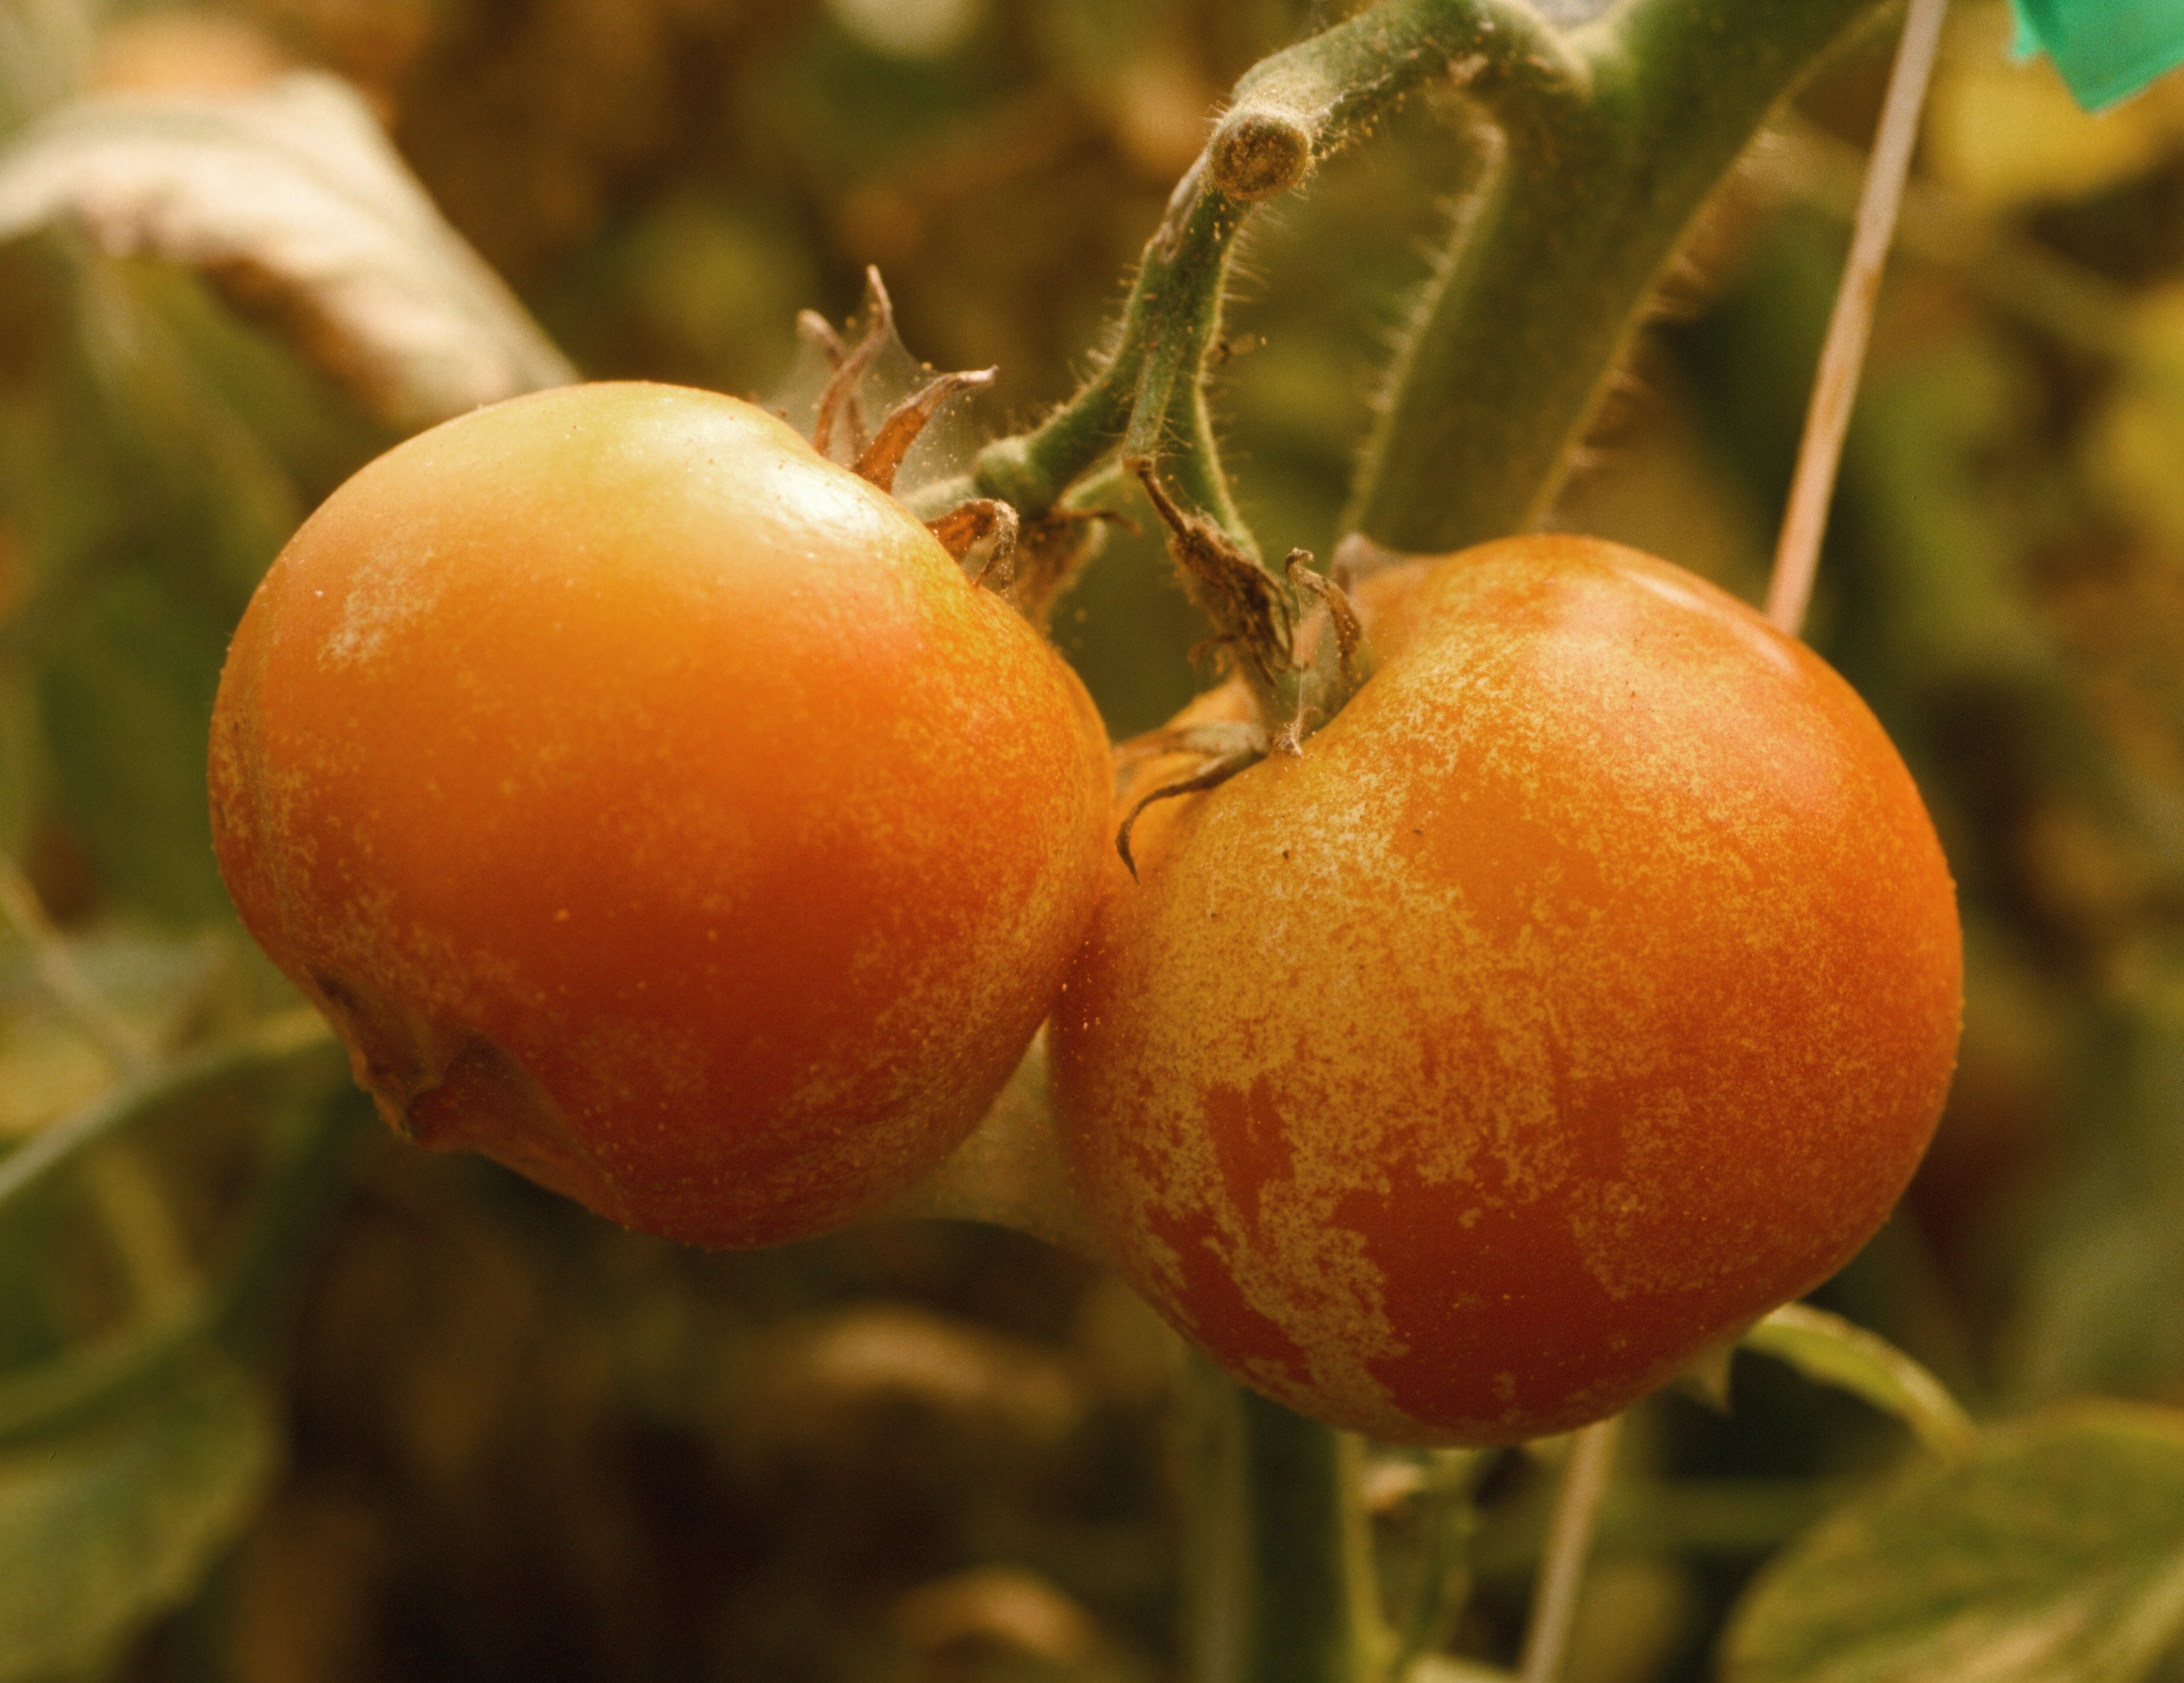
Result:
[1178, 1349, 1385, 1683]
[1244, 1389, 1383, 1683]
[1215, 0, 1582, 173]
[1389, 1451, 1486, 1675]
[1518, 1418, 1621, 1683]
[975, 179, 1252, 537]
[1177, 1347, 1254, 1683]
[974, 0, 1581, 553]
[1465, 1475, 1854, 1576]
[1348, 0, 1895, 553]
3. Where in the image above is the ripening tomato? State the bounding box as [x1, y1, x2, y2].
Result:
[211, 382, 1111, 1248]
[1051, 535, 1961, 1445]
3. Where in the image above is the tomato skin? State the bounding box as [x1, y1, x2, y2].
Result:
[1052, 535, 1961, 1445]
[211, 382, 1112, 1248]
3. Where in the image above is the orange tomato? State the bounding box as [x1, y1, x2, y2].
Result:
[211, 382, 1111, 1248]
[1051, 535, 1961, 1444]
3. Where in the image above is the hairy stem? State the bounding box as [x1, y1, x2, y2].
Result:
[1348, 0, 1896, 553]
[975, 177, 1251, 537]
[974, 0, 1584, 551]
[1212, 0, 1584, 198]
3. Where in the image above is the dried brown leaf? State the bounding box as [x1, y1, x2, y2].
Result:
[0, 72, 576, 429]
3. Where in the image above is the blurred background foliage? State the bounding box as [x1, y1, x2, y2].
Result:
[5, 0, 2184, 1678]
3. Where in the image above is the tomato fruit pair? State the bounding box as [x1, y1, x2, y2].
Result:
[210, 382, 1111, 1249]
[1051, 535, 1962, 1445]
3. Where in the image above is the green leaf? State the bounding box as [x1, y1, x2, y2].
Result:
[0, 1340, 278, 1682]
[0, 1182, 68, 1372]
[2005, 961, 2184, 1405]
[1742, 1305, 1977, 1463]
[1721, 1401, 2184, 1683]
[39, 568, 230, 924]
[0, 687, 33, 872]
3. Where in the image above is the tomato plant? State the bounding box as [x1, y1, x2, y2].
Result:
[15, 0, 2184, 1678]
[207, 381, 1111, 1249]
[1052, 536, 1962, 1445]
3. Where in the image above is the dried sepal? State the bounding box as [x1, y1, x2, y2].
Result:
[796, 308, 846, 363]
[1126, 458, 1292, 701]
[809, 267, 896, 462]
[927, 497, 1020, 585]
[1113, 718, 1267, 774]
[856, 366, 996, 494]
[1285, 553, 1366, 692]
[1115, 748, 1263, 881]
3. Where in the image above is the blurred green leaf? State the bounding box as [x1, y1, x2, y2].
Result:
[1851, 346, 2053, 664]
[1721, 1401, 2184, 1683]
[0, 1006, 343, 1237]
[67, 254, 306, 608]
[2086, 288, 2184, 553]
[40, 569, 229, 923]
[2004, 963, 2184, 1404]
[1742, 1305, 1978, 1463]
[0, 924, 230, 1129]
[0, 1338, 278, 1682]
[0, 656, 36, 863]
[0, 1184, 67, 1373]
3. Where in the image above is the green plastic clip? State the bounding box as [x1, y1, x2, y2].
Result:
[2010, 0, 2184, 113]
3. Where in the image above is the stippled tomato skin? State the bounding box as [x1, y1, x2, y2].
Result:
[1051, 535, 1960, 1445]
[211, 382, 1111, 1248]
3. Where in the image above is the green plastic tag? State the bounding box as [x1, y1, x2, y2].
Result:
[2010, 0, 2184, 113]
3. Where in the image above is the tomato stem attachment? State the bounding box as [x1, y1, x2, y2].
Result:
[1130, 459, 1292, 698]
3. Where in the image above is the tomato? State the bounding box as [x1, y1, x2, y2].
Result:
[210, 382, 1111, 1248]
[1050, 535, 1961, 1445]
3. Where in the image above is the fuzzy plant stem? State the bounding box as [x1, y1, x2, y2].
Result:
[1348, 0, 1898, 555]
[972, 0, 1579, 553]
[973, 178, 1255, 544]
